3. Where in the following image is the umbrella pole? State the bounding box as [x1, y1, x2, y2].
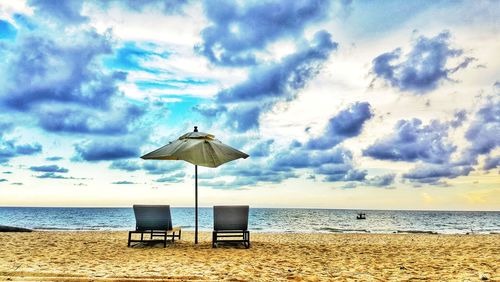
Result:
[195, 165, 198, 244]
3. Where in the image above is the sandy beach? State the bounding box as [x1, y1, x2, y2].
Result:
[0, 231, 497, 281]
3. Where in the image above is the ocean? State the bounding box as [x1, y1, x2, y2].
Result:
[0, 207, 498, 234]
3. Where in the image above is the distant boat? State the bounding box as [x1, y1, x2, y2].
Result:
[356, 212, 366, 220]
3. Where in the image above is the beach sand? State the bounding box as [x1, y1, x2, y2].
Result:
[0, 231, 498, 281]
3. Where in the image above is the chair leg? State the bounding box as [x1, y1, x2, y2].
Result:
[212, 231, 217, 248]
[245, 231, 250, 249]
[128, 232, 132, 247]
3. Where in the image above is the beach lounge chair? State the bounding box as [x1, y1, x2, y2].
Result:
[212, 205, 250, 249]
[128, 205, 181, 247]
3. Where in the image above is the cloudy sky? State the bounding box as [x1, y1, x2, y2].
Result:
[0, 0, 498, 210]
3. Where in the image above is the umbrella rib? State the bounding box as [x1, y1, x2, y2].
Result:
[205, 141, 219, 167]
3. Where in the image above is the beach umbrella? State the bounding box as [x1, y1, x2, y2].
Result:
[141, 126, 249, 244]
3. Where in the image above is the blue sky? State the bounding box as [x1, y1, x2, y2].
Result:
[0, 0, 498, 210]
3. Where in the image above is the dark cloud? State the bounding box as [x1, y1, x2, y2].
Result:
[0, 31, 118, 111]
[344, 169, 368, 181]
[364, 97, 498, 184]
[290, 140, 302, 148]
[450, 109, 467, 128]
[36, 102, 144, 135]
[197, 171, 218, 179]
[29, 0, 88, 25]
[198, 180, 227, 187]
[273, 145, 365, 183]
[13, 143, 43, 155]
[248, 139, 274, 157]
[1, 123, 42, 160]
[217, 30, 336, 103]
[483, 156, 499, 171]
[318, 164, 367, 182]
[36, 172, 73, 179]
[224, 105, 261, 132]
[30, 165, 68, 173]
[45, 156, 63, 161]
[403, 164, 472, 184]
[463, 100, 500, 162]
[371, 31, 474, 93]
[112, 181, 136, 185]
[365, 174, 396, 187]
[199, 167, 296, 189]
[194, 159, 298, 189]
[216, 30, 337, 132]
[196, 0, 330, 66]
[155, 177, 182, 183]
[155, 171, 186, 183]
[0, 178, 7, 182]
[142, 162, 185, 175]
[363, 118, 455, 164]
[0, 30, 144, 137]
[273, 146, 349, 170]
[192, 104, 226, 118]
[111, 159, 187, 175]
[227, 164, 297, 184]
[307, 102, 373, 149]
[74, 139, 140, 161]
[109, 160, 141, 172]
[0, 139, 42, 161]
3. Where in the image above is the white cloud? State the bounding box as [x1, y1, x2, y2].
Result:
[83, 2, 208, 47]
[0, 0, 33, 27]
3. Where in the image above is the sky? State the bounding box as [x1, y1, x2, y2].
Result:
[0, 0, 499, 210]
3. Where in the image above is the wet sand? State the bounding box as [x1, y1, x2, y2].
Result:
[0, 231, 498, 281]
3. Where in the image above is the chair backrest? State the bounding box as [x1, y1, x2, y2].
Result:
[214, 205, 249, 231]
[133, 205, 172, 231]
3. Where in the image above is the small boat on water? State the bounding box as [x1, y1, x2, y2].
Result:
[356, 212, 366, 220]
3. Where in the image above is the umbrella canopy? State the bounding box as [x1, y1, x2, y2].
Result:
[140, 126, 249, 244]
[141, 130, 248, 167]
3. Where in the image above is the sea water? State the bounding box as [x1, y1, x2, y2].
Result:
[0, 207, 498, 234]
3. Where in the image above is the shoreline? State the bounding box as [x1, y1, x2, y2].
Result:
[0, 231, 498, 281]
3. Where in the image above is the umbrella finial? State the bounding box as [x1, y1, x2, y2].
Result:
[194, 126, 198, 132]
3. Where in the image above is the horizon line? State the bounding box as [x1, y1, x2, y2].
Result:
[0, 205, 498, 212]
